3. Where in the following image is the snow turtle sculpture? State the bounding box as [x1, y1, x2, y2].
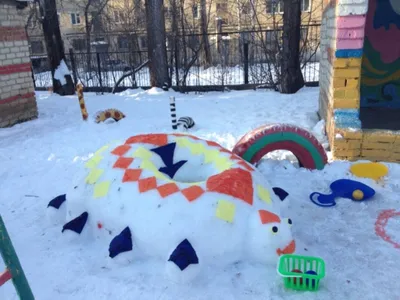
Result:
[47, 133, 296, 282]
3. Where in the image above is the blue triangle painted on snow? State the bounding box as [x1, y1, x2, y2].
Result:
[159, 160, 187, 179]
[150, 142, 177, 166]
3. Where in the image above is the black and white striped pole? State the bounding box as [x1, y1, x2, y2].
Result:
[170, 96, 178, 130]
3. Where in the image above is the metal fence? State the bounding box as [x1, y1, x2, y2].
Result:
[31, 24, 320, 92]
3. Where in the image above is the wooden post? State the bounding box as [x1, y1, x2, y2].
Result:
[0, 215, 34, 300]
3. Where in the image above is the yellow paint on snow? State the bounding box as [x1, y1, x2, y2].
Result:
[85, 154, 103, 169]
[203, 149, 221, 163]
[214, 157, 234, 171]
[350, 162, 389, 181]
[188, 142, 207, 155]
[140, 159, 171, 181]
[86, 168, 104, 184]
[132, 147, 153, 160]
[140, 159, 158, 172]
[257, 185, 272, 204]
[175, 137, 192, 148]
[93, 181, 111, 198]
[215, 199, 236, 223]
[94, 145, 110, 155]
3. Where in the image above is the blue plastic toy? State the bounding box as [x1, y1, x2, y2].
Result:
[310, 179, 375, 207]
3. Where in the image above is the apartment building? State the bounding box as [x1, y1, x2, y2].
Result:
[27, 0, 323, 72]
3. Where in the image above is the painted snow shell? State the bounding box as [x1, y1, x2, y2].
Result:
[55, 133, 295, 279]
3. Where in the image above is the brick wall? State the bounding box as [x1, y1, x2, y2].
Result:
[0, 0, 38, 128]
[318, 0, 400, 163]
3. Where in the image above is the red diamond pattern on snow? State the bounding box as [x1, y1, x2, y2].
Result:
[181, 185, 205, 202]
[113, 157, 134, 169]
[156, 182, 180, 198]
[111, 144, 131, 156]
[122, 169, 142, 182]
[138, 177, 158, 193]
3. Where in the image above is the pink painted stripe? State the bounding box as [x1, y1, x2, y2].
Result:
[337, 39, 364, 49]
[337, 15, 366, 29]
[337, 28, 365, 39]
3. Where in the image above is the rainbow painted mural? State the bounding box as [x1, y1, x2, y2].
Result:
[360, 0, 400, 108]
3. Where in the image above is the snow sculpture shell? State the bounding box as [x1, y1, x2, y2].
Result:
[47, 133, 296, 282]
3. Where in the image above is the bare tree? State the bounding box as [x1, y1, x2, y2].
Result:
[167, 0, 214, 86]
[280, 0, 304, 93]
[39, 0, 75, 95]
[145, 0, 170, 88]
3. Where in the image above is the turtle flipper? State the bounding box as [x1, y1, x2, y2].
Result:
[109, 227, 133, 259]
[165, 239, 201, 282]
[46, 194, 67, 225]
[62, 212, 89, 234]
[48, 194, 67, 209]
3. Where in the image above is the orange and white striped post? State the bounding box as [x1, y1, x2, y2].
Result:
[76, 84, 89, 121]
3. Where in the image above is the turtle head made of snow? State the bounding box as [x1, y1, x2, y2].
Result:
[246, 209, 295, 264]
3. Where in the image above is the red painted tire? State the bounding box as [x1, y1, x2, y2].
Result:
[232, 124, 328, 170]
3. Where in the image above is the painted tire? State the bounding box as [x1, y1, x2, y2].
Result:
[95, 109, 126, 123]
[232, 124, 328, 170]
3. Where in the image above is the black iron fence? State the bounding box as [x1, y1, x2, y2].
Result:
[31, 24, 320, 92]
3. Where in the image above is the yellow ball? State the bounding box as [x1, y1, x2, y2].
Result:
[352, 189, 364, 200]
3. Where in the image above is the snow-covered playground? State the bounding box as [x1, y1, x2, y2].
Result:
[1, 87, 399, 300]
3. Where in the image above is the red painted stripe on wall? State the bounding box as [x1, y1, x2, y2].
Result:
[0, 63, 31, 75]
[0, 26, 27, 42]
[0, 92, 35, 105]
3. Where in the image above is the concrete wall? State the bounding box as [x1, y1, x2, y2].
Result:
[0, 0, 38, 128]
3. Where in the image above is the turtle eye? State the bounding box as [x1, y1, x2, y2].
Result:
[271, 226, 279, 234]
[288, 218, 292, 226]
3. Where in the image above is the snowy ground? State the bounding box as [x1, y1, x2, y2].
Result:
[1, 87, 399, 300]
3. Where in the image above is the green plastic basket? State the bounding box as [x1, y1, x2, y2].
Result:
[277, 254, 325, 291]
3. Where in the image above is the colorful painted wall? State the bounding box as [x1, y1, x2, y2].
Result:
[360, 0, 400, 108]
[319, 0, 400, 163]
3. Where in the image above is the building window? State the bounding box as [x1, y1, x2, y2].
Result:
[193, 4, 199, 19]
[300, 27, 308, 41]
[139, 36, 147, 49]
[301, 0, 310, 11]
[70, 13, 81, 25]
[216, 3, 228, 12]
[72, 39, 86, 52]
[266, 0, 283, 14]
[30, 41, 44, 54]
[164, 6, 172, 18]
[242, 2, 251, 15]
[114, 11, 124, 23]
[118, 36, 129, 49]
[222, 18, 229, 25]
[266, 0, 310, 13]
